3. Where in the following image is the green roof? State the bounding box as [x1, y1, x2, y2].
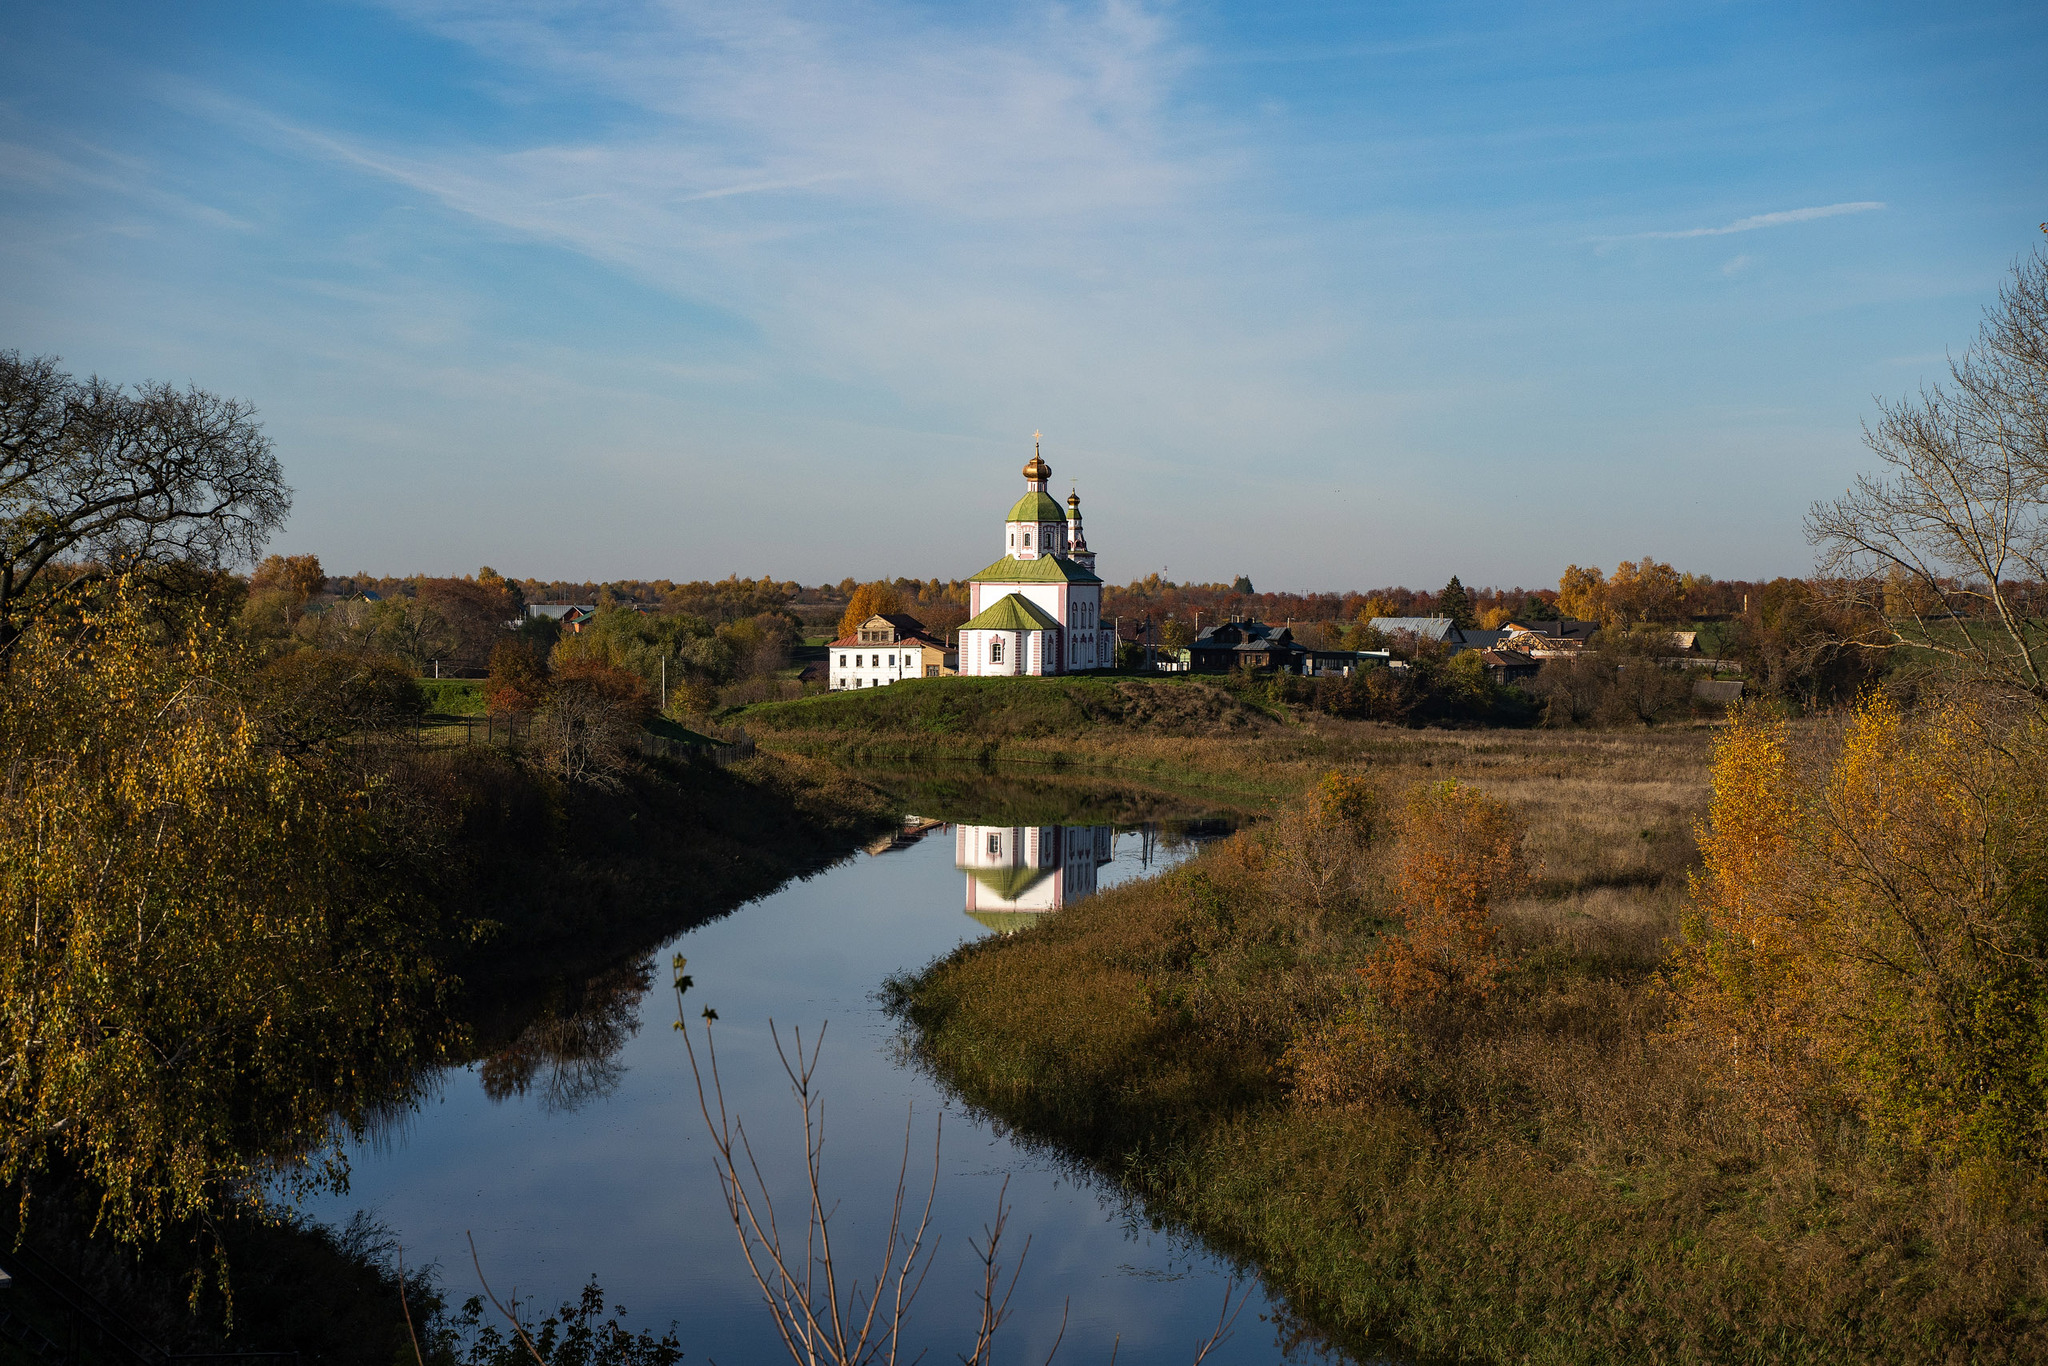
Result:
[1006, 491, 1068, 523]
[967, 554, 1102, 586]
[961, 592, 1064, 633]
[969, 864, 1053, 899]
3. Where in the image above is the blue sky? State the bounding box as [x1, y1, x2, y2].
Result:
[3, 1, 2044, 590]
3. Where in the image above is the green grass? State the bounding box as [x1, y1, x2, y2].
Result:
[416, 677, 486, 715]
[737, 675, 1271, 743]
[854, 762, 1265, 826]
[646, 714, 722, 747]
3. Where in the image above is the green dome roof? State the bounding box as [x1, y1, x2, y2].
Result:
[1006, 491, 1067, 523]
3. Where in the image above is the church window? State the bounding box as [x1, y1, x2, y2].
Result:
[990, 638, 1005, 664]
[1023, 533, 1031, 547]
[987, 832, 1001, 855]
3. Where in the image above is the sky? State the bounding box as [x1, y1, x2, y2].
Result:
[3, 0, 2045, 592]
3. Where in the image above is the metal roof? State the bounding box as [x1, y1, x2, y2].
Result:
[967, 554, 1102, 586]
[960, 592, 1064, 633]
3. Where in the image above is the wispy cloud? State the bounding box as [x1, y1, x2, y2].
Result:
[1599, 200, 1885, 244]
[166, 1, 1365, 464]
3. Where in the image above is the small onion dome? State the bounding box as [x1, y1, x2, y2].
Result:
[1022, 453, 1051, 482]
[1066, 491, 1081, 518]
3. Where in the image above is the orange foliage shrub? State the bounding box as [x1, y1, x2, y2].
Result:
[486, 638, 550, 714]
[1359, 781, 1530, 1012]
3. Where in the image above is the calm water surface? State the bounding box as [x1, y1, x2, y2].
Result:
[307, 811, 1351, 1363]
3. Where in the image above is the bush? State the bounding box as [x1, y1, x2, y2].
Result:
[487, 638, 551, 715]
[532, 659, 653, 789]
[1668, 696, 2048, 1160]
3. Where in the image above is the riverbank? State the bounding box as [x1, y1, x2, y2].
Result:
[434, 745, 896, 987]
[2, 744, 897, 1365]
[738, 675, 1705, 805]
[892, 726, 2048, 1363]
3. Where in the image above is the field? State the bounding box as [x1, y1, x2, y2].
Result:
[891, 721, 2048, 1364]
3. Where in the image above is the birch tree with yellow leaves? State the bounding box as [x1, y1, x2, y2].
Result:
[0, 588, 453, 1261]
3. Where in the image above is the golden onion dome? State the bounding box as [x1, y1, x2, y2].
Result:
[1022, 453, 1051, 482]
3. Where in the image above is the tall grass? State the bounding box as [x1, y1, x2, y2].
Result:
[893, 725, 2048, 1363]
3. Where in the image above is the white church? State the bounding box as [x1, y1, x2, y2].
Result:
[957, 823, 1116, 933]
[956, 443, 1110, 676]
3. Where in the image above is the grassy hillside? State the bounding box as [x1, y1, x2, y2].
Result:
[738, 674, 1274, 744]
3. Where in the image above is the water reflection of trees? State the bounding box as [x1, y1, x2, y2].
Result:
[477, 960, 653, 1113]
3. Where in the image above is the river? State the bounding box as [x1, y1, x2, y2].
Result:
[303, 792, 1353, 1363]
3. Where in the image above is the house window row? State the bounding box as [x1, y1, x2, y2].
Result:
[837, 653, 906, 666]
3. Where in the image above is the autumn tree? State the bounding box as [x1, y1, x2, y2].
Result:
[1669, 697, 2048, 1157]
[1597, 628, 1696, 725]
[0, 587, 449, 1255]
[837, 581, 906, 638]
[248, 553, 325, 614]
[417, 575, 521, 671]
[1727, 578, 1886, 711]
[0, 352, 289, 652]
[534, 658, 654, 788]
[1556, 564, 1606, 621]
[487, 637, 551, 714]
[1808, 246, 2048, 705]
[1604, 556, 1683, 624]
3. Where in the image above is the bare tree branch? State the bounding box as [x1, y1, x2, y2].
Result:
[0, 351, 289, 650]
[1807, 248, 2048, 703]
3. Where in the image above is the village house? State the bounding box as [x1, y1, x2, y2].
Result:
[1184, 619, 1377, 675]
[1496, 619, 1599, 655]
[829, 612, 957, 690]
[1187, 620, 1309, 673]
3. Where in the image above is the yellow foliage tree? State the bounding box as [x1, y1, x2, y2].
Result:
[1556, 564, 1606, 621]
[838, 582, 906, 638]
[0, 588, 451, 1258]
[1605, 555, 1683, 624]
[1669, 697, 2048, 1158]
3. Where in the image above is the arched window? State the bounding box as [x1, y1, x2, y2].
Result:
[1023, 533, 1031, 547]
[990, 637, 1005, 664]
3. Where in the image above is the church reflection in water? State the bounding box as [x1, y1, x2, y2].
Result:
[954, 824, 1116, 933]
